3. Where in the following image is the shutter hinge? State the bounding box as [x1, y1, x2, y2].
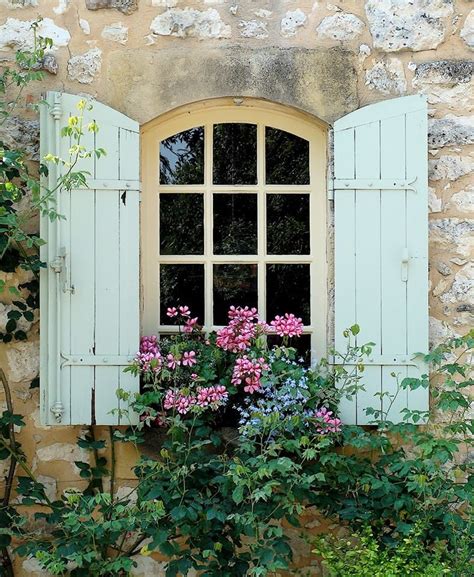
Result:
[401, 248, 409, 282]
[50, 401, 64, 423]
[333, 178, 417, 191]
[327, 178, 334, 201]
[328, 354, 418, 367]
[50, 93, 62, 120]
[60, 354, 134, 368]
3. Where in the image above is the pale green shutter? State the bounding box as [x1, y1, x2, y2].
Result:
[334, 95, 429, 425]
[40, 92, 140, 425]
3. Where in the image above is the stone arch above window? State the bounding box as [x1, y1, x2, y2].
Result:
[107, 47, 359, 126]
[141, 98, 328, 362]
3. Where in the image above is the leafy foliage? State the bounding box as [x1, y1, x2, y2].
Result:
[313, 524, 470, 577]
[0, 23, 105, 342]
[308, 330, 473, 557]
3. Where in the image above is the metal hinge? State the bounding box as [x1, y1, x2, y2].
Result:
[329, 354, 418, 367]
[60, 354, 134, 368]
[332, 177, 417, 191]
[327, 177, 334, 200]
[72, 179, 141, 191]
[401, 248, 409, 282]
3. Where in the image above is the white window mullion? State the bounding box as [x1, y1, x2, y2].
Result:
[257, 123, 266, 319]
[204, 123, 213, 332]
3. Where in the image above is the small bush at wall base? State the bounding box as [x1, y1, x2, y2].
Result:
[313, 524, 470, 577]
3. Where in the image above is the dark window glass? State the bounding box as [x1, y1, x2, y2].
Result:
[160, 264, 204, 323]
[160, 194, 204, 255]
[160, 127, 204, 185]
[266, 264, 310, 324]
[265, 127, 309, 185]
[213, 123, 257, 185]
[213, 194, 257, 255]
[267, 334, 312, 364]
[267, 194, 310, 255]
[213, 264, 258, 325]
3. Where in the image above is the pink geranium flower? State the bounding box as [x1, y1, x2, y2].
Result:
[314, 407, 342, 434]
[232, 356, 269, 393]
[166, 353, 180, 370]
[270, 313, 304, 338]
[183, 317, 199, 334]
[182, 350, 197, 367]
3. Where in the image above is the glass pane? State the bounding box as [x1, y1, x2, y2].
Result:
[265, 127, 309, 185]
[213, 123, 257, 185]
[267, 194, 310, 255]
[160, 127, 204, 185]
[266, 264, 310, 324]
[267, 334, 312, 364]
[160, 194, 203, 255]
[213, 194, 257, 255]
[160, 264, 204, 323]
[213, 264, 258, 325]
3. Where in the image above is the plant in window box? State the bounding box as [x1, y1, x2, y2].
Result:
[124, 305, 348, 451]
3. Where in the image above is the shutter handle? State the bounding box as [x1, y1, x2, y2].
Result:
[51, 248, 75, 294]
[401, 248, 409, 282]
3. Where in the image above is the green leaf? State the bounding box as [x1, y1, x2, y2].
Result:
[23, 310, 34, 321]
[232, 485, 244, 504]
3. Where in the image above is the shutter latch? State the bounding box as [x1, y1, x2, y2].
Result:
[50, 248, 75, 294]
[401, 248, 409, 282]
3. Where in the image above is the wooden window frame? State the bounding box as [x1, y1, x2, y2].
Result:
[141, 98, 328, 361]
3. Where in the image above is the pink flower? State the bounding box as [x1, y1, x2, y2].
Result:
[163, 389, 195, 415]
[196, 385, 228, 409]
[182, 350, 197, 367]
[179, 305, 191, 317]
[183, 317, 199, 334]
[270, 313, 304, 338]
[166, 354, 180, 370]
[231, 356, 269, 393]
[314, 407, 342, 434]
[228, 306, 258, 322]
[163, 389, 176, 410]
[166, 307, 178, 318]
[136, 336, 162, 372]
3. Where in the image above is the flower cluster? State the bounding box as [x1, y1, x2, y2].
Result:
[167, 306, 199, 333]
[314, 407, 342, 434]
[136, 335, 162, 372]
[196, 385, 229, 408]
[163, 385, 228, 415]
[270, 313, 304, 338]
[164, 389, 195, 414]
[132, 305, 341, 432]
[237, 370, 313, 434]
[231, 356, 269, 393]
[216, 306, 267, 353]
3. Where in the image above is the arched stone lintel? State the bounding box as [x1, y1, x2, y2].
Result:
[106, 46, 359, 127]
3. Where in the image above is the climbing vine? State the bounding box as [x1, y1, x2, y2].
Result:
[0, 21, 104, 345]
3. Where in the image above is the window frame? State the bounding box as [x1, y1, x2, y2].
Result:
[141, 98, 328, 361]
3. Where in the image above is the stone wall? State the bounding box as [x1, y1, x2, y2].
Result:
[0, 1, 473, 575]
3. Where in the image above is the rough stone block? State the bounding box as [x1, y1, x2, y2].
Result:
[85, 0, 138, 15]
[366, 0, 453, 52]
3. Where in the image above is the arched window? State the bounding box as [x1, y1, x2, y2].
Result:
[142, 99, 327, 361]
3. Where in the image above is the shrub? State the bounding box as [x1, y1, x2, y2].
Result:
[313, 525, 464, 577]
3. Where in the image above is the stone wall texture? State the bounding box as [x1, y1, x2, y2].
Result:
[0, 1, 473, 575]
